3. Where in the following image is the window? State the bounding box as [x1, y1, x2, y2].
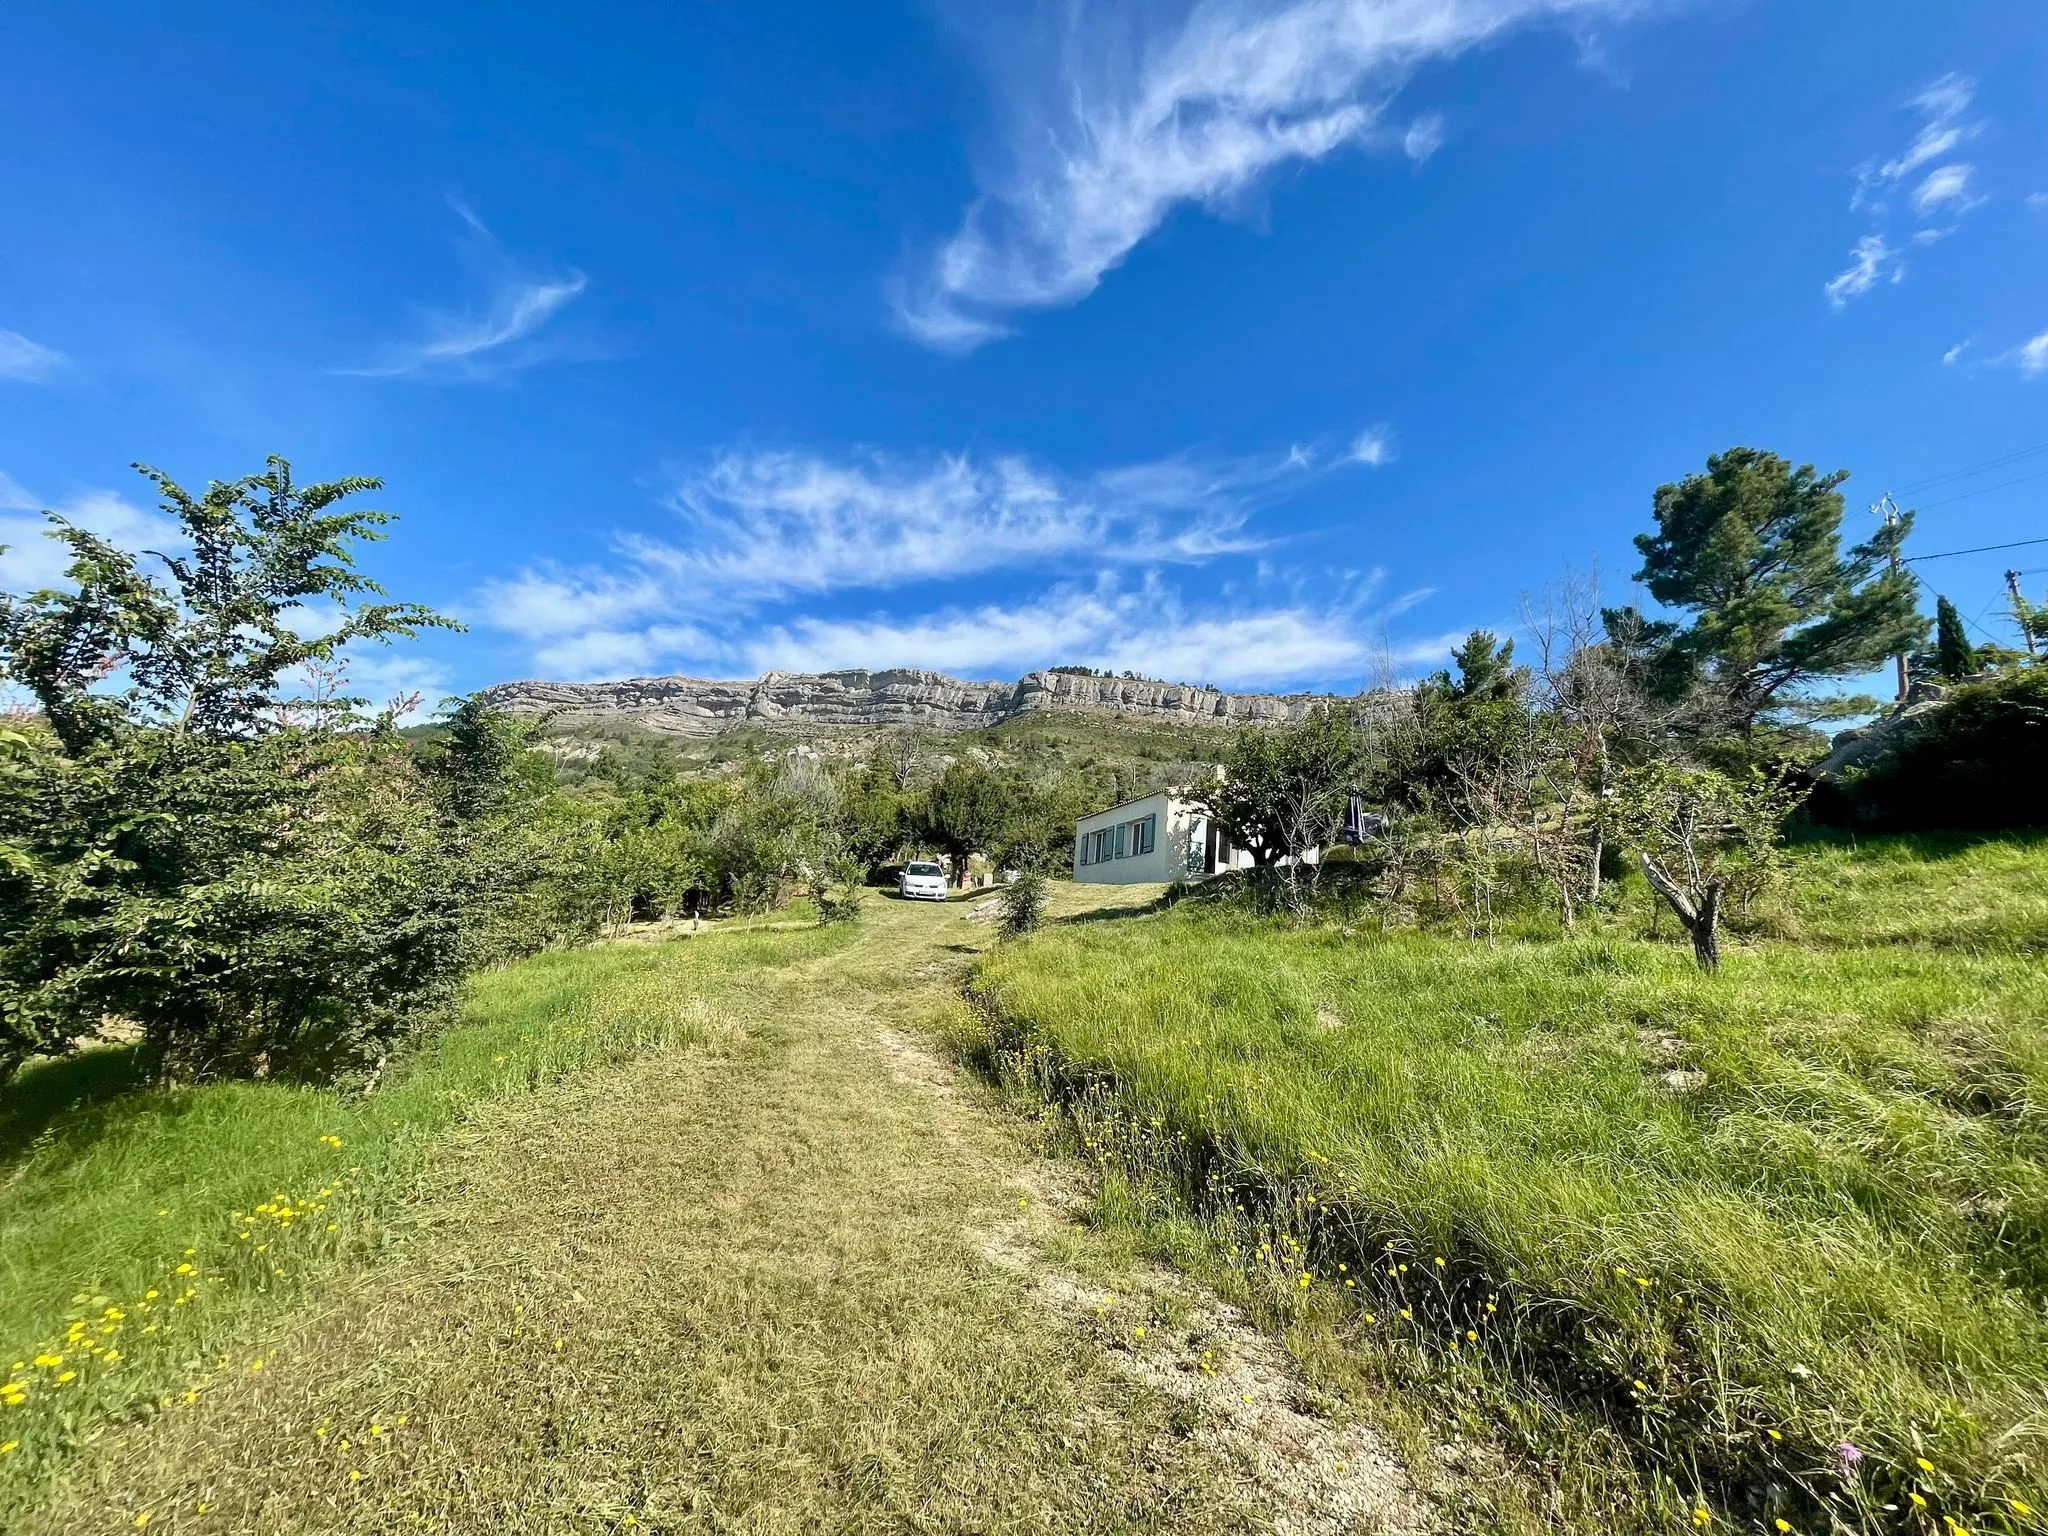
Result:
[1130, 814, 1156, 855]
[1075, 835, 1090, 867]
[1114, 822, 1128, 859]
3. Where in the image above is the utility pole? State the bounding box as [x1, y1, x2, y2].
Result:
[1871, 494, 1911, 700]
[2010, 568, 2040, 659]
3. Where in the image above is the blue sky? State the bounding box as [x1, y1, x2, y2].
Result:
[2, 0, 2045, 709]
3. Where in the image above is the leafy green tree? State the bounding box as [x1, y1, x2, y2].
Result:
[1931, 596, 1978, 681]
[813, 854, 866, 925]
[1609, 762, 1799, 970]
[917, 761, 1012, 886]
[999, 869, 1049, 938]
[0, 459, 453, 752]
[1629, 448, 1927, 735]
[0, 459, 461, 1085]
[1375, 631, 1536, 814]
[836, 762, 912, 867]
[1201, 706, 1359, 869]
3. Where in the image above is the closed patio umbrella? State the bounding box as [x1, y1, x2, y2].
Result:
[1339, 791, 1386, 845]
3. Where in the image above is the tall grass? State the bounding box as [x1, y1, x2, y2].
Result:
[0, 926, 843, 1485]
[974, 837, 2048, 1531]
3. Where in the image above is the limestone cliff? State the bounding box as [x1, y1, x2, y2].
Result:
[478, 667, 1348, 736]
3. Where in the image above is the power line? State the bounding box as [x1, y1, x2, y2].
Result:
[1910, 465, 2048, 510]
[1891, 440, 2048, 496]
[1902, 536, 2048, 564]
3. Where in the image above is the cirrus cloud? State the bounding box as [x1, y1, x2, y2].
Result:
[0, 329, 66, 384]
[894, 0, 1653, 350]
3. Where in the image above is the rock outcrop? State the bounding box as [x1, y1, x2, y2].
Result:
[1812, 680, 1956, 779]
[479, 667, 1358, 737]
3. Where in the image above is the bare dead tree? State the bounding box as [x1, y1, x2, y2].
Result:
[1523, 565, 1682, 908]
[881, 726, 937, 790]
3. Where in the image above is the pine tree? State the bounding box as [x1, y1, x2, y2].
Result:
[1630, 448, 1928, 734]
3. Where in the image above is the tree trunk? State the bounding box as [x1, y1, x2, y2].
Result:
[1639, 855, 1724, 972]
[1690, 882, 1722, 970]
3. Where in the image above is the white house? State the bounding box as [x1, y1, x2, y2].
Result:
[1072, 789, 1265, 884]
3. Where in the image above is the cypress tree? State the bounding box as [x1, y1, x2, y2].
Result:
[1933, 595, 1977, 680]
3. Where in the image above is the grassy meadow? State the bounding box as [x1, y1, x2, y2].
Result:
[0, 924, 842, 1496]
[973, 834, 2048, 1532]
[4, 890, 1316, 1536]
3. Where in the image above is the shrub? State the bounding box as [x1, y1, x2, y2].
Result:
[999, 869, 1048, 938]
[814, 855, 866, 925]
[1828, 669, 2048, 832]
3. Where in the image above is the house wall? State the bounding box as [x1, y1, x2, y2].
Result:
[1072, 790, 1317, 884]
[1072, 792, 1249, 884]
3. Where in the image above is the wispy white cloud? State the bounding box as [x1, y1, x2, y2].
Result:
[1402, 112, 1447, 162]
[2017, 328, 2048, 378]
[1823, 235, 1902, 309]
[895, 0, 1644, 350]
[1834, 71, 1986, 306]
[530, 624, 718, 682]
[334, 652, 453, 724]
[1911, 163, 1980, 216]
[0, 329, 66, 383]
[2028, 192, 2048, 213]
[1348, 425, 1396, 466]
[476, 433, 1433, 687]
[1941, 339, 1969, 365]
[478, 443, 1314, 648]
[738, 573, 1437, 687]
[339, 202, 587, 379]
[0, 478, 183, 592]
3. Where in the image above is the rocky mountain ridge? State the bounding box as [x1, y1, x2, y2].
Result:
[479, 667, 1341, 736]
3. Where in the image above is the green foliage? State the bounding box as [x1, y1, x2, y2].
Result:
[917, 761, 1012, 882]
[1826, 669, 2048, 833]
[0, 461, 471, 1087]
[1609, 761, 1800, 968]
[0, 459, 453, 753]
[814, 854, 867, 925]
[1200, 706, 1359, 867]
[1629, 448, 1927, 734]
[1422, 629, 1529, 705]
[998, 869, 1049, 939]
[1933, 594, 1978, 681]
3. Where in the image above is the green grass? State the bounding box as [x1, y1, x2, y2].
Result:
[0, 925, 845, 1486]
[973, 836, 2048, 1531]
[10, 887, 1294, 1536]
[1776, 830, 2048, 951]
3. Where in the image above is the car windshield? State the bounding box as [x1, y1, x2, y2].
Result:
[905, 863, 943, 877]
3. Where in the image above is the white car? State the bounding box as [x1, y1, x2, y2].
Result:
[899, 861, 949, 901]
